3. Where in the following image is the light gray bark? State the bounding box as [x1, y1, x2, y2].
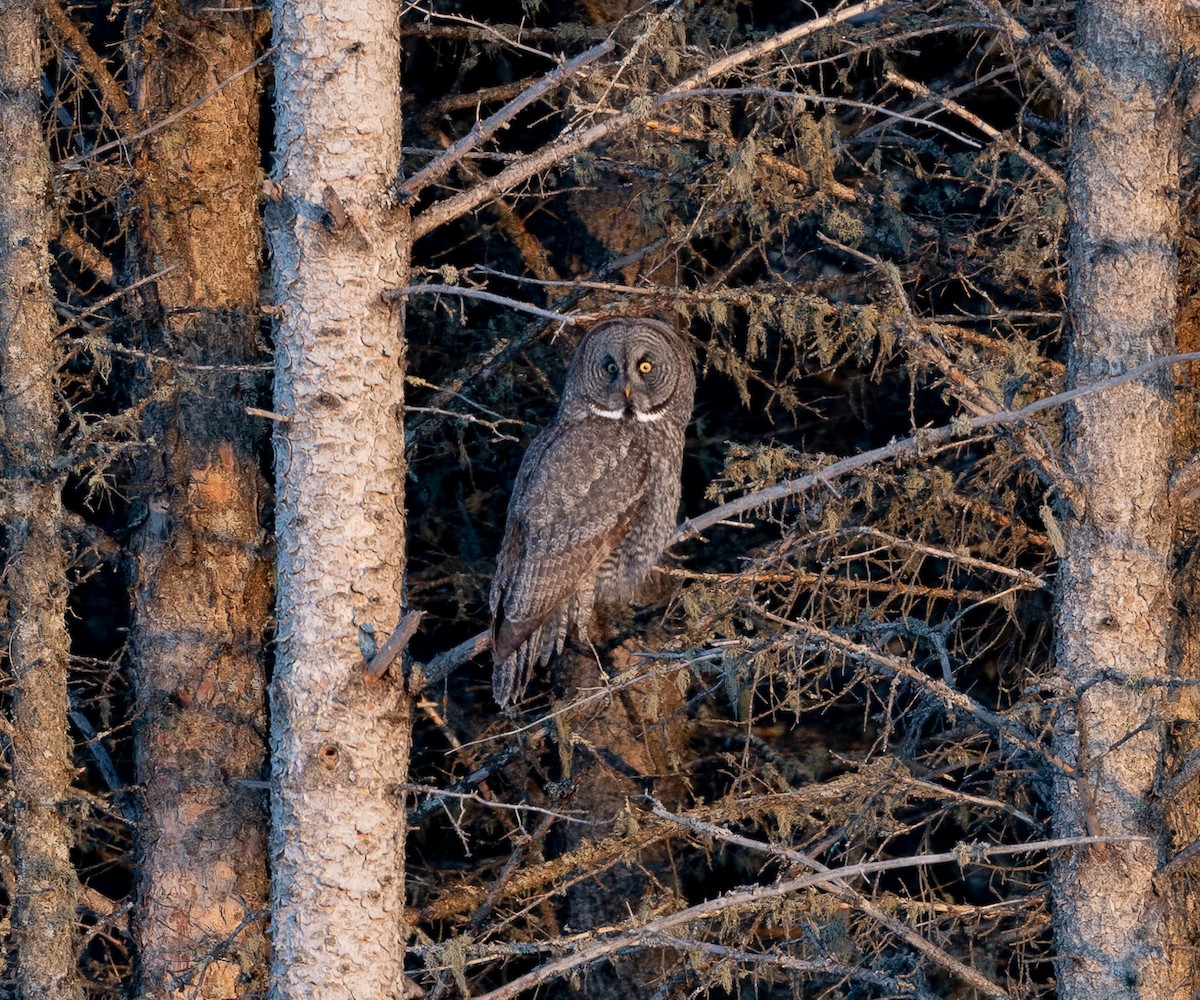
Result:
[0, 4, 82, 999]
[267, 2, 412, 998]
[1053, 1, 1186, 997]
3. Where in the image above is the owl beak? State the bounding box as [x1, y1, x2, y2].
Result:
[624, 384, 632, 400]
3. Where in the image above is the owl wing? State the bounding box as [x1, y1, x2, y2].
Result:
[491, 421, 649, 704]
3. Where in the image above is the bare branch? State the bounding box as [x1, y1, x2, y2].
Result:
[884, 71, 1064, 191]
[676, 351, 1200, 541]
[965, 0, 1074, 101]
[398, 39, 615, 200]
[402, 783, 602, 826]
[753, 606, 1075, 775]
[412, 629, 491, 690]
[58, 48, 275, 171]
[687, 86, 983, 148]
[364, 609, 425, 681]
[468, 831, 1143, 1000]
[645, 935, 941, 1000]
[411, 0, 895, 237]
[388, 283, 585, 325]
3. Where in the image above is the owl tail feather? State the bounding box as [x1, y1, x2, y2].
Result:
[491, 612, 561, 706]
[492, 643, 534, 707]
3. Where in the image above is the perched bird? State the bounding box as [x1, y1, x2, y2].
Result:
[489, 318, 696, 706]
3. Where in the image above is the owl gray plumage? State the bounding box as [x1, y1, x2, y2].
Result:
[489, 318, 695, 706]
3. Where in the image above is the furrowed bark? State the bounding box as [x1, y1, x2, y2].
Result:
[1052, 1, 1187, 997]
[0, 5, 82, 999]
[267, 1, 412, 997]
[125, 4, 272, 997]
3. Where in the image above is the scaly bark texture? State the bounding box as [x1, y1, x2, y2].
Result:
[0, 5, 82, 998]
[126, 4, 272, 997]
[1053, 2, 1186, 997]
[267, 2, 412, 997]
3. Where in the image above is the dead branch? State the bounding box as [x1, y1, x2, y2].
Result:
[676, 350, 1200, 540]
[55, 263, 182, 335]
[834, 526, 1048, 589]
[45, 0, 137, 128]
[466, 831, 1143, 1000]
[402, 783, 600, 826]
[686, 86, 982, 148]
[640, 936, 942, 1000]
[388, 283, 584, 325]
[646, 800, 1012, 999]
[58, 48, 275, 171]
[413, 629, 490, 690]
[398, 39, 615, 200]
[364, 609, 425, 680]
[965, 0, 1073, 102]
[401, 3, 564, 60]
[818, 231, 1079, 506]
[411, 0, 894, 237]
[753, 606, 1074, 774]
[884, 71, 1065, 191]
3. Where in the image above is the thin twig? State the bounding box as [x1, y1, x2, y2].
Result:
[645, 799, 1017, 998]
[399, 39, 615, 200]
[58, 48, 275, 170]
[818, 231, 1078, 505]
[676, 350, 1200, 540]
[755, 605, 1075, 774]
[388, 283, 585, 325]
[836, 526, 1048, 589]
[467, 830, 1141, 1000]
[401, 2, 562, 60]
[82, 336, 273, 375]
[687, 86, 982, 148]
[411, 0, 895, 237]
[884, 71, 1063, 191]
[965, 0, 1074, 103]
[56, 264, 182, 334]
[646, 935, 940, 1000]
[402, 783, 601, 825]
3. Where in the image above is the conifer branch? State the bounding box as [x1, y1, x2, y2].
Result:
[411, 0, 896, 238]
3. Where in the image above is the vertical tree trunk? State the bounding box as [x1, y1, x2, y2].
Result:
[1053, 1, 1186, 997]
[0, 5, 82, 999]
[125, 5, 272, 998]
[267, 2, 412, 997]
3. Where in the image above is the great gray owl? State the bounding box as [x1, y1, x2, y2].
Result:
[490, 318, 696, 706]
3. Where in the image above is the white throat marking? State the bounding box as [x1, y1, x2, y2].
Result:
[589, 405, 625, 420]
[588, 404, 667, 423]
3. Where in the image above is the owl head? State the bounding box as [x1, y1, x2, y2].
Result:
[563, 318, 693, 424]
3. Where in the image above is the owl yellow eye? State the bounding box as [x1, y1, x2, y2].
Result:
[638, 360, 653, 374]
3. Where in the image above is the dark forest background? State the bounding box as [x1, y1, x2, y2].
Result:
[4, 1, 1198, 998]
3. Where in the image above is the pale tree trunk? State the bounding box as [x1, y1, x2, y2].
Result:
[267, 1, 412, 998]
[124, 4, 272, 998]
[1052, 1, 1187, 997]
[0, 4, 82, 999]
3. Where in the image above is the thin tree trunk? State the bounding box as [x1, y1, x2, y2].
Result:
[266, 1, 412, 997]
[125, 5, 272, 998]
[1053, 1, 1186, 997]
[0, 4, 82, 998]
